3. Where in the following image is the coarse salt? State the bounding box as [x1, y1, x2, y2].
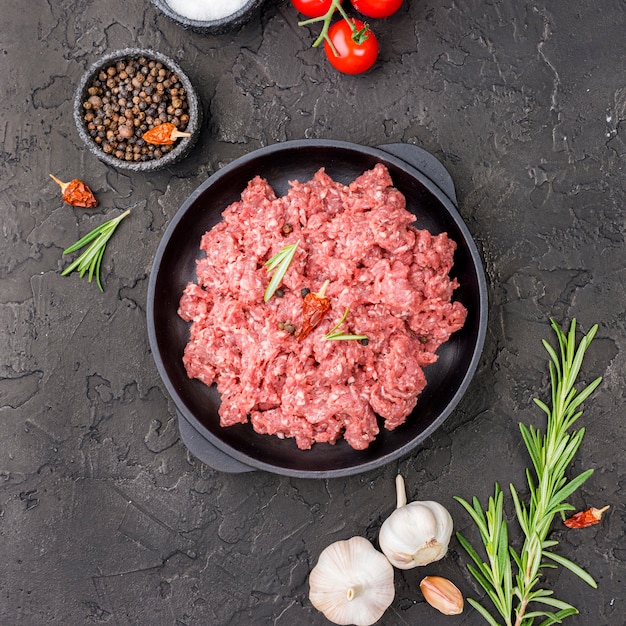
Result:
[166, 0, 249, 21]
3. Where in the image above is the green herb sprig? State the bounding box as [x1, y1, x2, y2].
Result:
[61, 209, 131, 292]
[455, 319, 602, 626]
[323, 306, 368, 341]
[264, 241, 299, 302]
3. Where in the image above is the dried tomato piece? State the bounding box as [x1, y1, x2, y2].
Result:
[141, 122, 191, 145]
[50, 174, 98, 208]
[564, 505, 610, 528]
[297, 280, 331, 341]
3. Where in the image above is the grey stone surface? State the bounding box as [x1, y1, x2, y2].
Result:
[1, 0, 624, 624]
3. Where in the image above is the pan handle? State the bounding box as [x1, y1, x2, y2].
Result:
[377, 143, 458, 207]
[177, 412, 256, 473]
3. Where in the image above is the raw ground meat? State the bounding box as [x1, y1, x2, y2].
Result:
[178, 164, 467, 450]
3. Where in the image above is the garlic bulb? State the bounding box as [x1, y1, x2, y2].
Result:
[309, 536, 395, 626]
[378, 474, 453, 569]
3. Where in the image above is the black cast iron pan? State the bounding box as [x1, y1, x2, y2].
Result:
[147, 140, 488, 478]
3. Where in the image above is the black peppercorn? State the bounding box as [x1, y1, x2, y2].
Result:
[278, 322, 296, 335]
[81, 55, 190, 164]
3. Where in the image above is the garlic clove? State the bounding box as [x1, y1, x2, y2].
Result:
[378, 475, 453, 569]
[420, 575, 464, 615]
[309, 536, 395, 626]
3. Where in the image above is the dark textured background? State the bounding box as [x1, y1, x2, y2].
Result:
[1, 0, 624, 624]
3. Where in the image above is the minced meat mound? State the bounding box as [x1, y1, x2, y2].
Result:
[178, 164, 467, 450]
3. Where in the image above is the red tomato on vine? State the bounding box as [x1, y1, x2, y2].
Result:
[291, 0, 338, 18]
[350, 0, 402, 19]
[323, 18, 379, 74]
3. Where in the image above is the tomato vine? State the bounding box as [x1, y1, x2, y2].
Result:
[293, 0, 402, 74]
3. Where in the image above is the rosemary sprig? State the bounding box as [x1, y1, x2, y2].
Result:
[455, 318, 602, 626]
[264, 241, 299, 302]
[61, 209, 131, 292]
[323, 306, 368, 341]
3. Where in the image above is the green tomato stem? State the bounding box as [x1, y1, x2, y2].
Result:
[298, 0, 359, 53]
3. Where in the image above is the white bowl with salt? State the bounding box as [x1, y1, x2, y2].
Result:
[151, 0, 265, 34]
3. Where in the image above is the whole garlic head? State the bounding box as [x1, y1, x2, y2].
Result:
[378, 474, 453, 569]
[309, 536, 395, 626]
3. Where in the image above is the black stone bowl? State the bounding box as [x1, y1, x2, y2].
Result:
[150, 0, 265, 35]
[147, 140, 488, 478]
[73, 48, 201, 172]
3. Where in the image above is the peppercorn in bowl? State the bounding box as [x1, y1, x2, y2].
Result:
[73, 48, 201, 172]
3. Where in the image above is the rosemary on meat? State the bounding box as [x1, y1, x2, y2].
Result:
[264, 241, 299, 302]
[61, 209, 131, 292]
[323, 306, 368, 341]
[455, 319, 603, 626]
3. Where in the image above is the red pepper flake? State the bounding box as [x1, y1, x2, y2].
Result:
[297, 280, 331, 341]
[564, 505, 610, 528]
[141, 122, 191, 145]
[50, 174, 98, 208]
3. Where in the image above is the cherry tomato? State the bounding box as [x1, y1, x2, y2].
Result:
[291, 0, 336, 18]
[323, 19, 379, 75]
[351, 0, 402, 19]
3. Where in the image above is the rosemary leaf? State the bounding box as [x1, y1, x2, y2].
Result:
[509, 485, 529, 536]
[264, 246, 290, 271]
[323, 306, 368, 341]
[61, 209, 130, 292]
[73, 231, 110, 275]
[324, 332, 369, 341]
[94, 245, 106, 292]
[454, 495, 489, 538]
[62, 221, 110, 254]
[530, 596, 577, 611]
[548, 469, 593, 509]
[264, 241, 299, 302]
[543, 551, 598, 588]
[536, 608, 579, 626]
[467, 598, 502, 626]
[325, 306, 350, 335]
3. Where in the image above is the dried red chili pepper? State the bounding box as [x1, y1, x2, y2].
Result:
[141, 122, 192, 145]
[297, 280, 331, 341]
[564, 505, 610, 528]
[50, 174, 98, 208]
